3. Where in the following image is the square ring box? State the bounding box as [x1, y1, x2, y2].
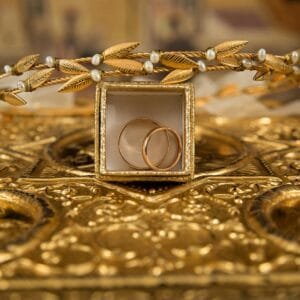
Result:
[95, 82, 194, 182]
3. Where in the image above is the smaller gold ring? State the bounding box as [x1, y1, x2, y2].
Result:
[142, 127, 182, 171]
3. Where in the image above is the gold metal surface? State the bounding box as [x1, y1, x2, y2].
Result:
[0, 111, 299, 299]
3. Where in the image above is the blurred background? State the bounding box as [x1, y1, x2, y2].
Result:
[0, 0, 299, 116]
[0, 0, 299, 63]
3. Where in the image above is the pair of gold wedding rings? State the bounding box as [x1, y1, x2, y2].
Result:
[118, 118, 182, 171]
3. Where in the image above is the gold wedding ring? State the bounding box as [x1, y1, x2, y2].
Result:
[142, 127, 182, 171]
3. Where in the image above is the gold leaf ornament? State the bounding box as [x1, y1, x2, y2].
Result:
[0, 92, 26, 106]
[160, 53, 198, 69]
[14, 54, 40, 74]
[215, 40, 248, 58]
[102, 42, 140, 59]
[253, 70, 269, 81]
[26, 68, 55, 90]
[104, 59, 143, 74]
[218, 56, 240, 68]
[58, 59, 89, 74]
[264, 54, 293, 74]
[161, 69, 195, 84]
[58, 73, 93, 93]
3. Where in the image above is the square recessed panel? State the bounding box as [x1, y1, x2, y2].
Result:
[95, 82, 194, 182]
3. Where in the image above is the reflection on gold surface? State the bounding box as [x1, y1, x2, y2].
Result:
[271, 197, 300, 242]
[247, 185, 300, 254]
[0, 189, 55, 264]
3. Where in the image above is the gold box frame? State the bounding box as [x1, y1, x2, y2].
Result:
[95, 82, 195, 182]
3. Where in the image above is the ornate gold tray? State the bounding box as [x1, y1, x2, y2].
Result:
[0, 111, 299, 299]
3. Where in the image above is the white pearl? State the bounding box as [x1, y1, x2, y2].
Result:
[291, 51, 299, 64]
[205, 48, 216, 61]
[45, 56, 56, 68]
[3, 65, 12, 74]
[91, 54, 102, 66]
[143, 60, 154, 73]
[257, 48, 266, 62]
[242, 58, 252, 69]
[150, 51, 160, 64]
[293, 66, 300, 75]
[17, 80, 26, 91]
[90, 69, 102, 82]
[197, 60, 206, 72]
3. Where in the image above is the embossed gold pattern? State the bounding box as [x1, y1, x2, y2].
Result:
[0, 112, 299, 298]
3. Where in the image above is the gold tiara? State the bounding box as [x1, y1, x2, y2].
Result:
[0, 40, 299, 106]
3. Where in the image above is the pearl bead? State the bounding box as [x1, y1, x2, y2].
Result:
[143, 60, 154, 73]
[90, 69, 102, 82]
[17, 80, 26, 91]
[242, 58, 252, 69]
[150, 51, 160, 64]
[91, 54, 103, 66]
[205, 48, 216, 61]
[197, 60, 206, 72]
[293, 66, 300, 75]
[257, 48, 266, 62]
[3, 65, 12, 74]
[45, 56, 56, 68]
[291, 51, 299, 64]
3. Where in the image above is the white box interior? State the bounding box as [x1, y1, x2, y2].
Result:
[105, 89, 185, 172]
